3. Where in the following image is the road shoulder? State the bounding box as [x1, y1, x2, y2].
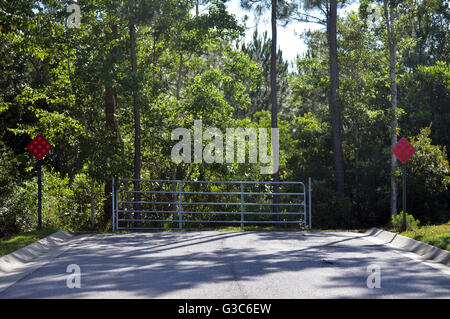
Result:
[0, 230, 82, 294]
[363, 227, 450, 269]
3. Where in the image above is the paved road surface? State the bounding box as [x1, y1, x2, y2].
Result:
[0, 231, 449, 298]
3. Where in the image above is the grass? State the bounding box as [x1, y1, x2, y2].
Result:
[212, 225, 284, 232]
[0, 227, 57, 257]
[396, 221, 450, 251]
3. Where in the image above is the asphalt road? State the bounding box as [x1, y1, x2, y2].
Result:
[0, 231, 449, 298]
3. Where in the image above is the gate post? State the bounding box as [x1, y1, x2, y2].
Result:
[112, 177, 115, 233]
[308, 177, 312, 229]
[115, 179, 119, 231]
[178, 181, 183, 229]
[240, 183, 245, 230]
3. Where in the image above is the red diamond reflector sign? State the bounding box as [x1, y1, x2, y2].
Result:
[27, 134, 53, 160]
[391, 137, 416, 164]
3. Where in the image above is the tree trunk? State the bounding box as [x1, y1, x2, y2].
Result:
[327, 0, 345, 196]
[91, 179, 95, 230]
[271, 0, 280, 221]
[384, 0, 398, 216]
[130, 0, 141, 227]
[172, 51, 184, 221]
[103, 21, 119, 226]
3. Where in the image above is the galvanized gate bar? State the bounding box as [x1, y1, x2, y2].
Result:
[116, 210, 306, 215]
[112, 179, 311, 232]
[119, 179, 304, 184]
[115, 219, 304, 223]
[117, 201, 305, 206]
[122, 190, 305, 195]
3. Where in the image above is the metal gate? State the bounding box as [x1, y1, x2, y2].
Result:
[112, 179, 312, 232]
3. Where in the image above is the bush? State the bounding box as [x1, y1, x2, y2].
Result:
[311, 179, 352, 229]
[403, 126, 450, 224]
[0, 143, 35, 236]
[0, 163, 106, 236]
[0, 183, 37, 236]
[42, 170, 105, 232]
[391, 212, 420, 232]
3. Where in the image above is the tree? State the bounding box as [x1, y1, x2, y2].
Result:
[294, 0, 347, 196]
[240, 0, 295, 220]
[401, 0, 449, 69]
[270, 0, 281, 217]
[383, 0, 399, 217]
[241, 30, 289, 119]
[327, 0, 345, 196]
[103, 1, 123, 226]
[128, 0, 142, 226]
[362, 0, 412, 217]
[399, 61, 450, 152]
[1, 0, 448, 234]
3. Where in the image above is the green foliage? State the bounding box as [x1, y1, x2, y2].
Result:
[310, 180, 352, 229]
[0, 0, 448, 235]
[400, 125, 450, 224]
[390, 212, 420, 232]
[287, 8, 449, 229]
[0, 227, 57, 256]
[0, 142, 26, 236]
[399, 222, 450, 251]
[399, 61, 450, 151]
[241, 30, 289, 118]
[43, 170, 105, 232]
[0, 166, 105, 236]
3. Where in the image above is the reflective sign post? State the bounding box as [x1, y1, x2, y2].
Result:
[391, 137, 416, 232]
[402, 163, 407, 231]
[37, 160, 42, 229]
[27, 134, 53, 230]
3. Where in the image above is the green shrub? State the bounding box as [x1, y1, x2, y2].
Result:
[0, 183, 37, 236]
[0, 143, 36, 236]
[42, 170, 105, 232]
[403, 126, 450, 224]
[391, 212, 420, 232]
[1, 163, 106, 236]
[311, 179, 352, 229]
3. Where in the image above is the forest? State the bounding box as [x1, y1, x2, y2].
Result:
[0, 0, 448, 235]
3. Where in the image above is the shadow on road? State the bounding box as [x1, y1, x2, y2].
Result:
[1, 231, 449, 298]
